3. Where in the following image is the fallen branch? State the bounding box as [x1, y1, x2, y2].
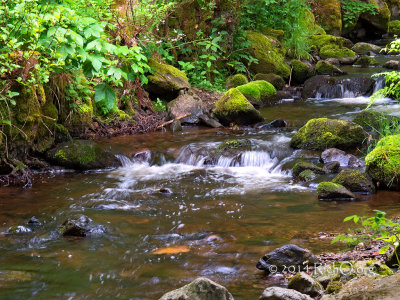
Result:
[156, 113, 191, 129]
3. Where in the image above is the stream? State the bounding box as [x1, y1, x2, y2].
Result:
[2, 55, 400, 299]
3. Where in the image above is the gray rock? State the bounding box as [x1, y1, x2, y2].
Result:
[321, 148, 363, 168]
[288, 272, 324, 297]
[384, 60, 400, 70]
[199, 114, 223, 128]
[323, 161, 340, 174]
[260, 287, 312, 300]
[159, 277, 233, 300]
[168, 119, 182, 133]
[59, 215, 92, 237]
[351, 42, 382, 55]
[256, 244, 319, 273]
[167, 90, 203, 124]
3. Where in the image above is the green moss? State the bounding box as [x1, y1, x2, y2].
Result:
[298, 169, 316, 182]
[366, 260, 393, 276]
[290, 118, 367, 150]
[293, 161, 324, 177]
[366, 135, 400, 189]
[226, 74, 248, 89]
[217, 139, 251, 152]
[316, 61, 343, 75]
[332, 169, 375, 193]
[246, 31, 291, 78]
[325, 281, 343, 294]
[253, 73, 285, 90]
[389, 20, 400, 35]
[354, 56, 377, 67]
[54, 149, 67, 161]
[317, 182, 345, 193]
[236, 80, 276, 106]
[291, 60, 312, 83]
[320, 44, 356, 59]
[309, 0, 342, 35]
[259, 27, 285, 41]
[308, 34, 352, 50]
[149, 58, 188, 81]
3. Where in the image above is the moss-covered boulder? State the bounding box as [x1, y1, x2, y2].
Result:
[353, 56, 377, 67]
[288, 272, 323, 297]
[159, 277, 234, 300]
[225, 74, 248, 89]
[291, 60, 314, 84]
[320, 44, 357, 61]
[309, 0, 342, 35]
[308, 34, 354, 50]
[332, 169, 375, 194]
[316, 61, 346, 76]
[46, 140, 122, 170]
[212, 88, 263, 125]
[293, 161, 325, 177]
[146, 58, 189, 100]
[389, 19, 400, 35]
[360, 0, 391, 33]
[351, 42, 382, 54]
[253, 73, 285, 90]
[366, 135, 400, 190]
[246, 31, 291, 78]
[317, 182, 356, 200]
[290, 118, 368, 151]
[236, 80, 277, 107]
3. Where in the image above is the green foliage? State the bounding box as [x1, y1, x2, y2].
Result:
[332, 210, 400, 268]
[240, 0, 315, 59]
[153, 98, 166, 112]
[340, 0, 378, 28]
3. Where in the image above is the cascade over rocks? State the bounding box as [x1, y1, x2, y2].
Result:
[159, 277, 234, 300]
[46, 140, 122, 171]
[256, 244, 319, 273]
[290, 118, 367, 151]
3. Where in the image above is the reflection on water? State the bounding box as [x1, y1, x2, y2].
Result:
[1, 71, 400, 298]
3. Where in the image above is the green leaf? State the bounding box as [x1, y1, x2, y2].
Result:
[95, 83, 115, 110]
[86, 39, 102, 52]
[0, 119, 11, 126]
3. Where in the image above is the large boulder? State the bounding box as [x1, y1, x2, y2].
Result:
[302, 75, 335, 99]
[308, 34, 353, 50]
[146, 59, 190, 100]
[246, 31, 291, 78]
[159, 277, 233, 300]
[288, 272, 324, 297]
[256, 244, 319, 273]
[291, 60, 314, 84]
[319, 44, 357, 64]
[366, 135, 400, 190]
[317, 182, 356, 200]
[290, 118, 368, 151]
[212, 88, 263, 125]
[332, 169, 375, 194]
[236, 80, 277, 107]
[309, 0, 342, 35]
[351, 42, 382, 54]
[321, 266, 399, 300]
[254, 73, 285, 90]
[46, 140, 121, 170]
[167, 89, 203, 124]
[260, 287, 312, 300]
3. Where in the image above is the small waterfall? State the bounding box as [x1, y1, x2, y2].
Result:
[116, 154, 133, 167]
[373, 75, 385, 94]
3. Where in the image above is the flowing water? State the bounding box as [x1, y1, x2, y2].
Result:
[2, 56, 400, 299]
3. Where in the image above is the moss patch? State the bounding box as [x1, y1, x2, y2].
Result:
[354, 56, 377, 67]
[320, 44, 356, 59]
[290, 118, 367, 150]
[389, 20, 400, 35]
[236, 80, 276, 106]
[332, 169, 376, 194]
[253, 73, 285, 90]
[308, 34, 352, 50]
[291, 60, 313, 83]
[293, 161, 324, 177]
[226, 74, 248, 89]
[316, 61, 344, 75]
[326, 281, 343, 294]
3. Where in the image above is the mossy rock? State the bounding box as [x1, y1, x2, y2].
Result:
[293, 161, 325, 177]
[225, 74, 248, 89]
[288, 272, 323, 297]
[317, 182, 356, 200]
[217, 139, 252, 153]
[309, 0, 342, 35]
[316, 61, 345, 76]
[236, 80, 277, 107]
[253, 73, 285, 90]
[290, 118, 368, 151]
[351, 42, 382, 54]
[212, 88, 263, 126]
[46, 140, 122, 170]
[308, 34, 353, 50]
[386, 245, 400, 268]
[146, 58, 189, 100]
[389, 20, 400, 35]
[291, 60, 314, 84]
[366, 135, 400, 190]
[298, 169, 317, 182]
[353, 56, 377, 67]
[320, 44, 357, 59]
[259, 27, 285, 41]
[332, 169, 376, 194]
[359, 0, 391, 33]
[246, 31, 291, 78]
[325, 281, 343, 294]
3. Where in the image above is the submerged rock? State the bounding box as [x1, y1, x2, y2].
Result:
[288, 272, 324, 297]
[257, 118, 288, 129]
[159, 277, 234, 300]
[168, 119, 182, 133]
[332, 169, 375, 194]
[260, 286, 312, 300]
[7, 225, 32, 234]
[212, 88, 263, 126]
[317, 182, 356, 200]
[366, 135, 400, 190]
[290, 118, 367, 151]
[353, 56, 377, 67]
[59, 215, 91, 237]
[256, 244, 319, 273]
[27, 216, 42, 227]
[47, 140, 121, 171]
